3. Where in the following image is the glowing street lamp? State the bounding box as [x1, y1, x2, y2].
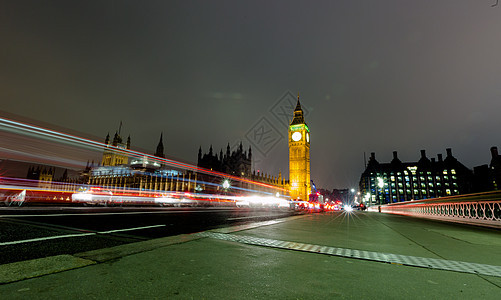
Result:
[222, 179, 231, 190]
[376, 177, 385, 205]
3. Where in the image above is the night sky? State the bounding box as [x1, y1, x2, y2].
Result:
[1, 1, 501, 189]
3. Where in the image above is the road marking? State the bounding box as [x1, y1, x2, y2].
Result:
[0, 224, 166, 246]
[196, 232, 501, 278]
[0, 209, 233, 218]
[227, 214, 286, 221]
[0, 233, 96, 246]
[98, 224, 166, 234]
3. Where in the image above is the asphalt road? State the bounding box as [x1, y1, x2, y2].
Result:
[0, 206, 297, 265]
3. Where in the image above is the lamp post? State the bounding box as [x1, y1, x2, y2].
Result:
[377, 177, 385, 205]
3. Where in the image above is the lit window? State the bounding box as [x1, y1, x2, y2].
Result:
[451, 169, 456, 174]
[443, 170, 448, 174]
[446, 189, 451, 195]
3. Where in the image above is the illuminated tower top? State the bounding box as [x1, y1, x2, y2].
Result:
[290, 97, 306, 126]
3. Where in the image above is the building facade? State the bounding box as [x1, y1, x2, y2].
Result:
[359, 149, 473, 205]
[101, 131, 131, 167]
[288, 96, 311, 201]
[197, 142, 251, 177]
[490, 146, 501, 190]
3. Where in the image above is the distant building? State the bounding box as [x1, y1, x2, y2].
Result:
[359, 149, 473, 205]
[101, 130, 131, 167]
[490, 146, 501, 190]
[288, 96, 311, 201]
[197, 142, 252, 177]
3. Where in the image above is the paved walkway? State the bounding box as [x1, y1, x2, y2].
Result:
[1, 212, 500, 299]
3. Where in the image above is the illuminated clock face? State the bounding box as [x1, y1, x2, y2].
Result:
[292, 131, 302, 141]
[306, 133, 310, 143]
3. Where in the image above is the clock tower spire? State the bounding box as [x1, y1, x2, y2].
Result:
[288, 94, 311, 201]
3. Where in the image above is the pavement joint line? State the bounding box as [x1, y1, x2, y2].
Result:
[196, 231, 501, 278]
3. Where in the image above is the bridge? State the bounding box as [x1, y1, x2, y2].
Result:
[0, 209, 500, 298]
[1, 117, 500, 298]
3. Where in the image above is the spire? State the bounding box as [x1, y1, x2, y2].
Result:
[295, 93, 302, 111]
[104, 133, 110, 145]
[290, 93, 306, 125]
[155, 133, 165, 158]
[126, 135, 131, 149]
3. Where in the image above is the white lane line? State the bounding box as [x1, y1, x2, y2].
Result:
[0, 233, 96, 246]
[0, 210, 227, 218]
[227, 215, 285, 221]
[99, 224, 166, 234]
[0, 224, 166, 246]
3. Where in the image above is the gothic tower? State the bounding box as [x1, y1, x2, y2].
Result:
[288, 95, 311, 200]
[102, 123, 130, 166]
[155, 133, 165, 158]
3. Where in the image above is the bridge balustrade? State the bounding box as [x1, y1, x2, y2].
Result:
[368, 191, 501, 229]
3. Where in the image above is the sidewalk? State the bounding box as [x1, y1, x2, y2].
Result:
[1, 212, 500, 299]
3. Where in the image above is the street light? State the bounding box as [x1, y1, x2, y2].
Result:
[222, 179, 230, 190]
[377, 177, 385, 205]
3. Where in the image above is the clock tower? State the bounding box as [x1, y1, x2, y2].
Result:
[288, 96, 311, 200]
